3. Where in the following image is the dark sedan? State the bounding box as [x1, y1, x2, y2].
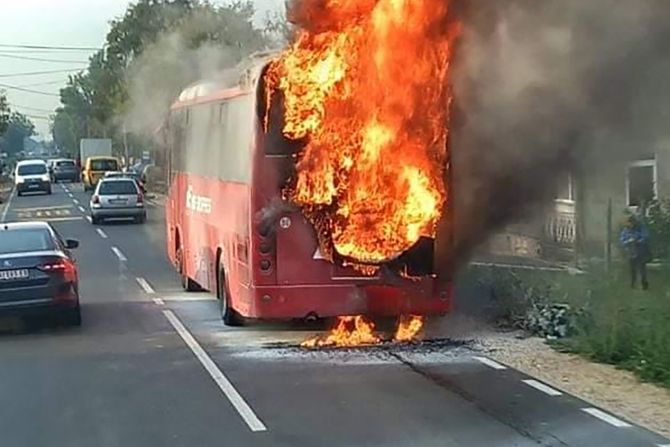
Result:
[0, 222, 81, 326]
[51, 159, 80, 183]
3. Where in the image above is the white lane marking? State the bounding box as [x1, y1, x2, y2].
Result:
[162, 309, 267, 432]
[96, 228, 108, 239]
[136, 277, 155, 294]
[67, 193, 73, 198]
[77, 206, 86, 213]
[153, 297, 165, 305]
[473, 356, 507, 370]
[582, 408, 632, 428]
[522, 379, 563, 396]
[111, 246, 127, 262]
[73, 199, 79, 205]
[1, 188, 16, 222]
[85, 216, 92, 223]
[657, 444, 670, 447]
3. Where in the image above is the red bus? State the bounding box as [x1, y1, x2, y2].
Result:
[164, 52, 452, 326]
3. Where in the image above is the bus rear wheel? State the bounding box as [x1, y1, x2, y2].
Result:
[218, 269, 243, 327]
[176, 247, 199, 292]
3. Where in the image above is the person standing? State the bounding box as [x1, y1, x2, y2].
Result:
[620, 215, 651, 290]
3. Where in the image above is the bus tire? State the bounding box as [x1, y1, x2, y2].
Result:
[177, 247, 199, 292]
[218, 269, 243, 327]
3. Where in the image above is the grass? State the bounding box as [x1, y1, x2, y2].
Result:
[481, 265, 670, 388]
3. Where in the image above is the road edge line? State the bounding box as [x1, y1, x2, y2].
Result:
[522, 379, 563, 396]
[1, 188, 15, 222]
[162, 309, 267, 432]
[582, 407, 632, 428]
[473, 356, 507, 370]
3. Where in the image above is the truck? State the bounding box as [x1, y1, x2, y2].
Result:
[79, 139, 112, 165]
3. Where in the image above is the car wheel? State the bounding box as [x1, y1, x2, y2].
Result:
[218, 269, 243, 327]
[16, 191, 22, 197]
[136, 214, 146, 224]
[177, 247, 200, 292]
[46, 187, 52, 195]
[91, 216, 101, 225]
[63, 306, 82, 327]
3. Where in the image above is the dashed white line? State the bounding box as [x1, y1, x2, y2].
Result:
[73, 199, 79, 205]
[85, 216, 92, 223]
[96, 228, 108, 239]
[111, 246, 127, 262]
[582, 408, 631, 428]
[1, 188, 15, 222]
[136, 277, 155, 294]
[473, 356, 507, 370]
[162, 309, 267, 432]
[77, 206, 86, 213]
[522, 379, 563, 396]
[153, 297, 165, 305]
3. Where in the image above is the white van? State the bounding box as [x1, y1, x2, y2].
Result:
[15, 160, 52, 196]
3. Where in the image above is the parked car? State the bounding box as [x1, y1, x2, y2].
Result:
[82, 156, 121, 191]
[0, 221, 81, 326]
[51, 159, 79, 183]
[90, 177, 146, 224]
[15, 160, 52, 196]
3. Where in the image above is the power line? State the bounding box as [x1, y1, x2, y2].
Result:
[0, 68, 82, 78]
[0, 82, 60, 97]
[10, 104, 55, 114]
[0, 53, 89, 64]
[24, 114, 52, 121]
[16, 80, 65, 88]
[0, 43, 100, 51]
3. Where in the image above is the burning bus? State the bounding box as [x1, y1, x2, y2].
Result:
[164, 0, 458, 335]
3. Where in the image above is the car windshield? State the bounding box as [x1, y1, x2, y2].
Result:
[0, 229, 55, 254]
[17, 164, 46, 176]
[56, 161, 75, 167]
[98, 180, 137, 195]
[90, 159, 118, 171]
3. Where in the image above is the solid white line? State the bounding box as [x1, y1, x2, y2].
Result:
[162, 309, 267, 432]
[85, 216, 92, 223]
[111, 246, 127, 262]
[153, 297, 165, 305]
[473, 356, 507, 370]
[582, 408, 631, 428]
[136, 277, 155, 294]
[96, 228, 108, 239]
[1, 188, 15, 222]
[73, 199, 79, 205]
[523, 379, 563, 396]
[77, 206, 86, 213]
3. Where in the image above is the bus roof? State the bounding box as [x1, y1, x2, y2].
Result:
[171, 50, 281, 111]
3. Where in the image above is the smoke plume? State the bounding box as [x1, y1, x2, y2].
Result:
[451, 0, 670, 263]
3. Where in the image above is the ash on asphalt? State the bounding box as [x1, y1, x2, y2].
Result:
[231, 338, 476, 364]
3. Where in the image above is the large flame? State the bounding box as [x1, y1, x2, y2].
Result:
[267, 0, 458, 264]
[301, 316, 381, 348]
[394, 315, 425, 342]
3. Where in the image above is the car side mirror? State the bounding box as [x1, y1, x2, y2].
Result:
[65, 239, 79, 249]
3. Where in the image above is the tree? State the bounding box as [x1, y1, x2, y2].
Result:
[0, 112, 35, 154]
[0, 91, 9, 136]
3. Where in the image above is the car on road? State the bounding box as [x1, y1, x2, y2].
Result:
[0, 221, 81, 326]
[90, 177, 146, 224]
[104, 170, 146, 193]
[82, 156, 120, 191]
[51, 159, 80, 183]
[14, 160, 52, 196]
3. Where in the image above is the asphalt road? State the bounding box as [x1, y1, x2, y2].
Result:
[0, 183, 668, 447]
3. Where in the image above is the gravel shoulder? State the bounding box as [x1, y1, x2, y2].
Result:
[477, 330, 670, 438]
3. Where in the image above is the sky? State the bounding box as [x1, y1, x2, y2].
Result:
[0, 0, 283, 138]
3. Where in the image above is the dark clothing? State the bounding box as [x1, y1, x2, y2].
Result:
[629, 258, 649, 290]
[620, 224, 651, 289]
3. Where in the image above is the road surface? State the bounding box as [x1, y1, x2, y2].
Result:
[0, 183, 667, 447]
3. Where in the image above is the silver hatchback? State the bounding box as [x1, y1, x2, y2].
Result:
[90, 178, 146, 224]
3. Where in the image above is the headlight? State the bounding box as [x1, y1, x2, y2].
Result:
[42, 175, 50, 182]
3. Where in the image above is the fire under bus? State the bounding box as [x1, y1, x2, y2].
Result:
[164, 52, 453, 326]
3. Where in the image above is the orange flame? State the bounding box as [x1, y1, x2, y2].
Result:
[266, 0, 459, 264]
[301, 316, 381, 348]
[394, 315, 425, 342]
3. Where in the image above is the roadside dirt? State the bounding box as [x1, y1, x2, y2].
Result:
[479, 331, 670, 437]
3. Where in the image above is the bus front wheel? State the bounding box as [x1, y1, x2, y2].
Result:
[218, 269, 243, 327]
[176, 247, 199, 292]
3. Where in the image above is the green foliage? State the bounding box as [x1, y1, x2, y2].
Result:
[52, 0, 273, 156]
[487, 265, 670, 388]
[0, 112, 36, 154]
[0, 91, 10, 135]
[644, 198, 670, 260]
